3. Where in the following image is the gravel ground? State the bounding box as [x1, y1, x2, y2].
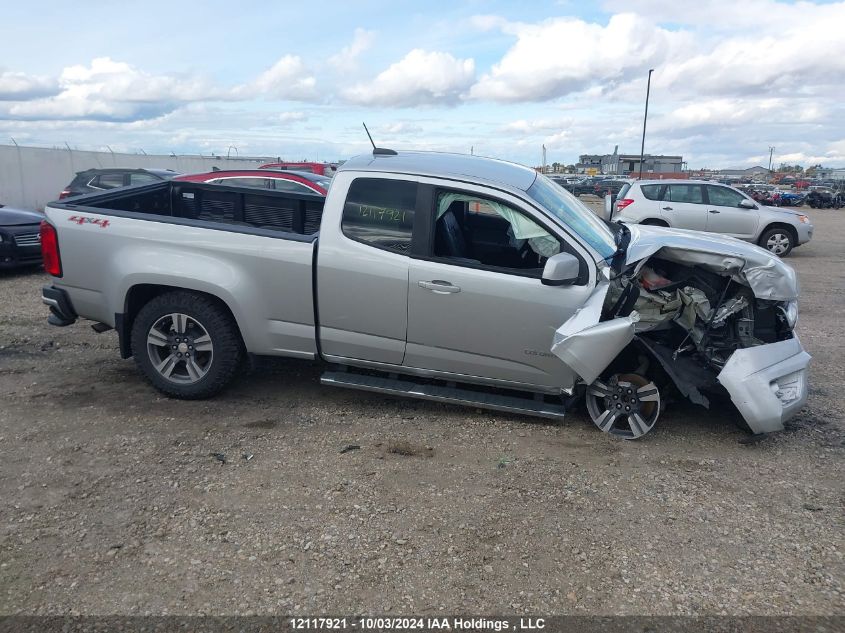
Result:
[0, 204, 842, 616]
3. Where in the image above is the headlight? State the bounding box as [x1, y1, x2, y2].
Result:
[0, 234, 4, 243]
[798, 215, 810, 224]
[779, 300, 798, 329]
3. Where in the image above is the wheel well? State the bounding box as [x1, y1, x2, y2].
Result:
[760, 222, 798, 243]
[640, 218, 669, 227]
[118, 284, 241, 359]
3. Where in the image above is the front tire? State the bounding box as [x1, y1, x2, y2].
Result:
[758, 227, 794, 257]
[131, 291, 243, 399]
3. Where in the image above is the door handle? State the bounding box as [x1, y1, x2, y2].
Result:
[419, 280, 461, 294]
[709, 209, 721, 214]
[662, 206, 673, 211]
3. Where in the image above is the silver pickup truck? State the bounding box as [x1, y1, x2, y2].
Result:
[40, 150, 810, 439]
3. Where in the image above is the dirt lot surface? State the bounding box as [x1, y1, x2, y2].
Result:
[1, 204, 842, 616]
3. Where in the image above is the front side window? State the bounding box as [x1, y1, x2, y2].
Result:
[434, 191, 560, 274]
[707, 185, 746, 207]
[665, 184, 703, 204]
[341, 178, 417, 255]
[272, 179, 314, 194]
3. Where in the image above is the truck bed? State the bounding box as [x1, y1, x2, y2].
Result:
[56, 180, 325, 239]
[45, 180, 324, 360]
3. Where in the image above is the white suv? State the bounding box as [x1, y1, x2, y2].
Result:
[611, 180, 814, 256]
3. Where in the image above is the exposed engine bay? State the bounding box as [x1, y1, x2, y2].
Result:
[550, 226, 810, 440]
[606, 257, 795, 377]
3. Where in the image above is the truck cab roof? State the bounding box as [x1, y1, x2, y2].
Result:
[339, 151, 538, 192]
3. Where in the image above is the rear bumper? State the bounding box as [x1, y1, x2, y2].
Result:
[717, 336, 811, 434]
[42, 285, 78, 326]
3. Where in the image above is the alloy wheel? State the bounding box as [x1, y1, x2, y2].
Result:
[586, 373, 660, 440]
[765, 232, 791, 255]
[146, 313, 214, 384]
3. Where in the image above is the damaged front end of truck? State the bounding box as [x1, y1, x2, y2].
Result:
[552, 224, 811, 439]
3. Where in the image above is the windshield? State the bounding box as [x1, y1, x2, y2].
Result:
[526, 173, 617, 260]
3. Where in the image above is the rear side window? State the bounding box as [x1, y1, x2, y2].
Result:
[129, 172, 159, 185]
[665, 184, 703, 204]
[640, 184, 662, 200]
[342, 178, 417, 255]
[97, 173, 125, 189]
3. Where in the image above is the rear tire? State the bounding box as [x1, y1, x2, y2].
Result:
[131, 291, 243, 399]
[640, 219, 669, 227]
[758, 227, 794, 257]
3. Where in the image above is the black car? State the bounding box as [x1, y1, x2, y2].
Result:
[593, 178, 629, 196]
[0, 205, 44, 269]
[59, 168, 178, 199]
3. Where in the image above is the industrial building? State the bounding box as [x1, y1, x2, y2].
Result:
[576, 149, 683, 176]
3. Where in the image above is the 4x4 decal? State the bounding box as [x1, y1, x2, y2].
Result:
[68, 215, 110, 228]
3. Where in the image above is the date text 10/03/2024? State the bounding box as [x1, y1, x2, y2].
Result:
[289, 617, 546, 630]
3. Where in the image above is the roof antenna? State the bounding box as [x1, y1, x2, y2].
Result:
[362, 122, 397, 156]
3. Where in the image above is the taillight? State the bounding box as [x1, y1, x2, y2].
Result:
[58, 190, 71, 199]
[40, 220, 62, 277]
[616, 198, 635, 211]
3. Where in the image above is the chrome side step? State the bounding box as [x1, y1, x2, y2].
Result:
[320, 371, 566, 420]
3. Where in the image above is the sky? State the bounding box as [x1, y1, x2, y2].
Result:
[1, 0, 843, 169]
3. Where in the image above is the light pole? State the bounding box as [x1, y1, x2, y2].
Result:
[768, 146, 775, 173]
[638, 68, 654, 180]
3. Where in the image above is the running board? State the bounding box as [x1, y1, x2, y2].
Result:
[320, 371, 566, 420]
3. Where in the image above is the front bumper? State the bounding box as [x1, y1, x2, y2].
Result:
[42, 285, 78, 326]
[796, 222, 813, 245]
[0, 242, 42, 268]
[717, 336, 811, 434]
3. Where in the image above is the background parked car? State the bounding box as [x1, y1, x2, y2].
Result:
[594, 178, 629, 197]
[611, 180, 813, 256]
[0, 204, 43, 269]
[59, 168, 178, 199]
[173, 169, 330, 195]
[257, 161, 338, 177]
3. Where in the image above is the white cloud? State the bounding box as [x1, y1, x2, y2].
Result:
[235, 55, 318, 101]
[5, 57, 219, 121]
[278, 111, 308, 124]
[503, 118, 574, 134]
[343, 49, 475, 106]
[470, 14, 689, 102]
[0, 70, 58, 101]
[328, 28, 376, 72]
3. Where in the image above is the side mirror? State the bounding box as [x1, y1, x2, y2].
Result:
[739, 199, 756, 209]
[542, 252, 580, 286]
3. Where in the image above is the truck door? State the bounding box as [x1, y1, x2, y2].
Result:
[316, 176, 419, 365]
[404, 186, 594, 390]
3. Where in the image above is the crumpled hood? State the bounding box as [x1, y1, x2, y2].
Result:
[624, 223, 799, 301]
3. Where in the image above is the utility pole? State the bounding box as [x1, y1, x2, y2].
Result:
[638, 69, 654, 180]
[768, 146, 775, 173]
[542, 144, 547, 174]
